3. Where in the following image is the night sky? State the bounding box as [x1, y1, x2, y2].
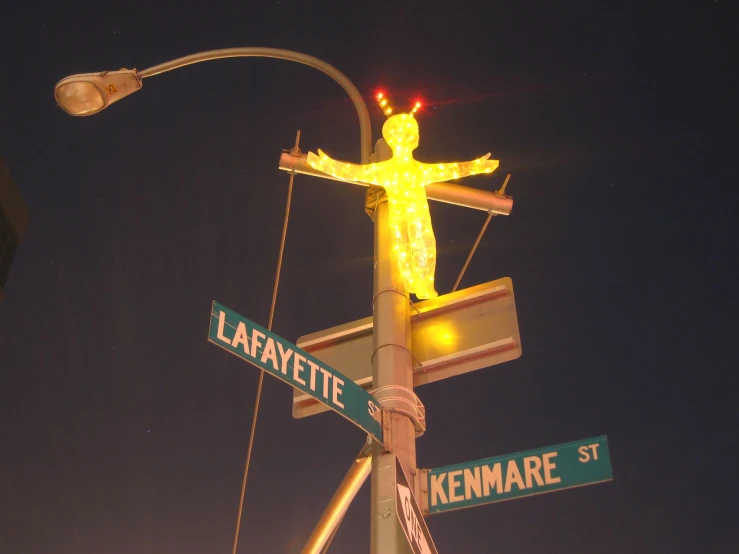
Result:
[1, 1, 736, 553]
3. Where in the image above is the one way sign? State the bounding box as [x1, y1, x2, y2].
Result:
[396, 456, 438, 554]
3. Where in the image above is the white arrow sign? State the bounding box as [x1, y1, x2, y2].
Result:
[395, 456, 438, 554]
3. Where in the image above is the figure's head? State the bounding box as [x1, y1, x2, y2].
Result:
[382, 113, 419, 154]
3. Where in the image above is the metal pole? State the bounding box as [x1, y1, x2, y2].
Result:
[277, 151, 514, 215]
[370, 139, 416, 554]
[138, 47, 373, 164]
[301, 454, 372, 554]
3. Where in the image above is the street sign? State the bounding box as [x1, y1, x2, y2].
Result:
[395, 456, 439, 554]
[293, 277, 521, 418]
[208, 301, 383, 443]
[420, 436, 613, 514]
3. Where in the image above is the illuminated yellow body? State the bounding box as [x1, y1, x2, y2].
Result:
[308, 113, 498, 299]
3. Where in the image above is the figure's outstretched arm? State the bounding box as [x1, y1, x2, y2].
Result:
[307, 149, 381, 184]
[420, 153, 499, 182]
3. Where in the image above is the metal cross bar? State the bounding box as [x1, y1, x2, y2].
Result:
[278, 151, 513, 215]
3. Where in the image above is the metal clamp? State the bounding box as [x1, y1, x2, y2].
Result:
[370, 287, 421, 316]
[371, 287, 409, 311]
[371, 343, 423, 370]
[374, 385, 427, 436]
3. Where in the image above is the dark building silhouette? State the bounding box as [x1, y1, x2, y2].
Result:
[0, 158, 30, 304]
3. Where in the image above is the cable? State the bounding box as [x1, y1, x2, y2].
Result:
[231, 132, 299, 554]
[452, 174, 511, 292]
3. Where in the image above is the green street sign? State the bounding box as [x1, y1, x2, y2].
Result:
[422, 436, 612, 514]
[208, 301, 383, 443]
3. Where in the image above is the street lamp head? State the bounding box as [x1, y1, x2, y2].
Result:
[54, 69, 142, 116]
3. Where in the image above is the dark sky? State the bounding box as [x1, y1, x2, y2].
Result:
[1, 1, 736, 553]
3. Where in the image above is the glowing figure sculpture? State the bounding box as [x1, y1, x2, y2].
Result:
[307, 96, 498, 299]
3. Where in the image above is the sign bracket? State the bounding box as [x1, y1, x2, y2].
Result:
[379, 408, 393, 452]
[375, 386, 427, 437]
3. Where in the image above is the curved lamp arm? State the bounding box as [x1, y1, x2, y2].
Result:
[55, 47, 372, 164]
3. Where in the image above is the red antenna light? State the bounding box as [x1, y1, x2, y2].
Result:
[376, 90, 394, 117]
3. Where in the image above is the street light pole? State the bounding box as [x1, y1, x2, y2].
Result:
[55, 47, 373, 164]
[370, 139, 417, 554]
[55, 49, 426, 554]
[136, 48, 373, 164]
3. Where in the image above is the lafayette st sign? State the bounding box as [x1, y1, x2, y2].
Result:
[208, 301, 383, 443]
